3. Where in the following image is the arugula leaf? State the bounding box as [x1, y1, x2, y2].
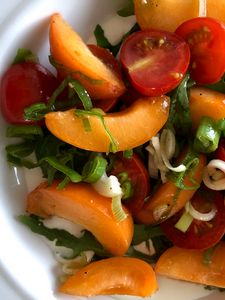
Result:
[94, 22, 140, 56]
[117, 0, 134, 17]
[206, 73, 225, 93]
[18, 215, 108, 258]
[132, 224, 164, 245]
[12, 48, 39, 64]
[167, 73, 195, 136]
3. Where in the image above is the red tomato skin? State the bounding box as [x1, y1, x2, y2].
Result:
[160, 190, 225, 250]
[110, 152, 150, 216]
[175, 17, 225, 84]
[215, 138, 225, 161]
[0, 62, 58, 124]
[120, 29, 190, 96]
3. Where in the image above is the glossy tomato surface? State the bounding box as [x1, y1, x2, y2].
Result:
[175, 17, 225, 84]
[160, 188, 225, 249]
[110, 152, 150, 216]
[0, 62, 58, 124]
[120, 29, 190, 96]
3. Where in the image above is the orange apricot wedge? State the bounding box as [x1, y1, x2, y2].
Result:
[155, 242, 225, 288]
[189, 87, 225, 130]
[136, 151, 206, 225]
[45, 96, 170, 152]
[26, 181, 133, 256]
[59, 257, 158, 297]
[49, 13, 126, 99]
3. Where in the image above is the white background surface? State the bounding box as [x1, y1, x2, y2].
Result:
[0, 0, 225, 300]
[0, 3, 23, 300]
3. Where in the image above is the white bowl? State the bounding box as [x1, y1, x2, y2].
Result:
[0, 1, 222, 299]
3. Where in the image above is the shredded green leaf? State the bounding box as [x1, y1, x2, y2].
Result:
[194, 116, 221, 153]
[12, 48, 39, 64]
[75, 109, 118, 153]
[111, 195, 127, 222]
[167, 73, 195, 135]
[94, 22, 140, 56]
[18, 215, 108, 258]
[82, 155, 107, 183]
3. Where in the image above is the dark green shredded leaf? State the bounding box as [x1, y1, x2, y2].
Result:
[204, 286, 225, 292]
[168, 147, 200, 191]
[68, 79, 93, 111]
[117, 0, 134, 17]
[24, 102, 49, 121]
[6, 154, 37, 169]
[18, 215, 108, 258]
[132, 224, 164, 245]
[123, 149, 133, 159]
[6, 141, 35, 158]
[94, 23, 140, 56]
[167, 73, 195, 135]
[12, 48, 39, 64]
[39, 156, 82, 183]
[6, 125, 43, 138]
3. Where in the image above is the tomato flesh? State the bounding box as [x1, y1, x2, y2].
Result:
[120, 30, 190, 96]
[110, 152, 150, 216]
[0, 62, 58, 124]
[160, 189, 225, 249]
[175, 17, 225, 84]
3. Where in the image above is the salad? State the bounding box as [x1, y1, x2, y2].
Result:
[0, 0, 225, 298]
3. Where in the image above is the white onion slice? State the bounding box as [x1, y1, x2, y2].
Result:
[160, 129, 186, 173]
[203, 159, 225, 191]
[185, 201, 217, 221]
[92, 172, 122, 197]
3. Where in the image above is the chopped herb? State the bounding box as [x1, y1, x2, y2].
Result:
[12, 48, 39, 64]
[168, 148, 200, 191]
[204, 285, 225, 292]
[75, 109, 118, 153]
[117, 0, 134, 17]
[39, 156, 82, 184]
[18, 215, 108, 258]
[6, 125, 43, 139]
[194, 117, 221, 153]
[206, 73, 225, 93]
[94, 22, 140, 56]
[123, 149, 133, 159]
[82, 155, 107, 183]
[132, 224, 165, 245]
[167, 73, 195, 136]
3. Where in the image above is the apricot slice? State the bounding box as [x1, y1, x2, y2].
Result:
[136, 151, 206, 225]
[134, 0, 200, 32]
[49, 13, 126, 99]
[45, 96, 170, 152]
[189, 87, 225, 130]
[59, 257, 158, 297]
[155, 242, 225, 288]
[26, 181, 133, 256]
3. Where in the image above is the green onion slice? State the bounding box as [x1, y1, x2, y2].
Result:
[111, 194, 127, 222]
[82, 156, 107, 183]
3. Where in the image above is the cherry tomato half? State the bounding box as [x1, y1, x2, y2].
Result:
[110, 152, 150, 216]
[0, 62, 58, 124]
[175, 17, 225, 84]
[215, 138, 225, 161]
[120, 29, 190, 96]
[160, 188, 225, 249]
